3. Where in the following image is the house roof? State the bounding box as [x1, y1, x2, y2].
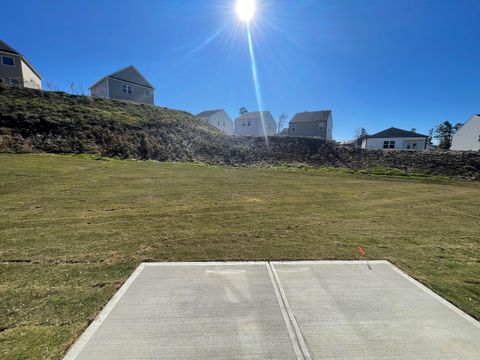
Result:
[290, 110, 331, 124]
[368, 127, 428, 139]
[0, 39, 19, 55]
[0, 39, 42, 79]
[89, 65, 154, 90]
[197, 110, 222, 118]
[237, 111, 272, 120]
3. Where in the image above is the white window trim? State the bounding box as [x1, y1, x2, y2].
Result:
[2, 56, 15, 67]
[10, 78, 20, 87]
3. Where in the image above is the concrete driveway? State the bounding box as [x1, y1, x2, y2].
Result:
[64, 261, 480, 359]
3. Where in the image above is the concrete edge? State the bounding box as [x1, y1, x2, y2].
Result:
[271, 260, 390, 265]
[386, 262, 480, 328]
[142, 261, 268, 266]
[62, 263, 147, 360]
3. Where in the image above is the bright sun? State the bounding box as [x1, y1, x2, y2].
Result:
[236, 0, 256, 22]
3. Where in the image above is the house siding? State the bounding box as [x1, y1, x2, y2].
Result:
[234, 113, 276, 137]
[90, 79, 109, 99]
[200, 110, 233, 135]
[288, 121, 327, 138]
[0, 53, 23, 87]
[107, 78, 154, 105]
[451, 116, 480, 151]
[363, 137, 427, 150]
[21, 60, 42, 89]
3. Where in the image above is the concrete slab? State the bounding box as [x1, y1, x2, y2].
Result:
[65, 262, 300, 360]
[64, 261, 479, 360]
[272, 261, 480, 360]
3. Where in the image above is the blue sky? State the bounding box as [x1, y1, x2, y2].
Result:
[2, 0, 479, 140]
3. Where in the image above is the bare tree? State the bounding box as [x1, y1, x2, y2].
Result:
[354, 127, 368, 138]
[278, 113, 288, 133]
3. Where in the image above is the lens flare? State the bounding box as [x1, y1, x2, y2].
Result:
[236, 0, 256, 22]
[246, 24, 268, 145]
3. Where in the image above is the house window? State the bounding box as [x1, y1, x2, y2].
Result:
[292, 124, 296, 131]
[383, 140, 395, 149]
[2, 56, 15, 66]
[243, 122, 246, 127]
[145, 89, 151, 96]
[10, 78, 20, 87]
[247, 121, 251, 126]
[122, 84, 133, 94]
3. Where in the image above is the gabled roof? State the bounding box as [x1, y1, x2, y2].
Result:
[0, 39, 19, 55]
[290, 110, 331, 124]
[236, 111, 272, 120]
[90, 65, 154, 90]
[0, 39, 42, 79]
[197, 109, 222, 118]
[368, 127, 428, 139]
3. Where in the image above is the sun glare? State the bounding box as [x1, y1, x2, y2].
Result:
[236, 0, 256, 22]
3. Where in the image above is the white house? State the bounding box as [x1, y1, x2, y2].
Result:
[361, 127, 428, 150]
[234, 111, 277, 137]
[196, 109, 234, 135]
[451, 115, 480, 151]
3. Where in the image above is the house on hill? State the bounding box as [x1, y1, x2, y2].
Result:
[197, 109, 233, 135]
[288, 110, 333, 140]
[89, 65, 155, 105]
[451, 115, 480, 151]
[234, 111, 277, 137]
[361, 127, 428, 150]
[0, 39, 42, 89]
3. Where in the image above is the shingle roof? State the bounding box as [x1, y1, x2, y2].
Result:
[0, 39, 42, 79]
[368, 127, 428, 139]
[197, 110, 222, 118]
[290, 110, 331, 124]
[0, 39, 19, 55]
[237, 111, 272, 120]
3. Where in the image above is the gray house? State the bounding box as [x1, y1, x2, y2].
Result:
[288, 111, 333, 140]
[197, 109, 234, 135]
[0, 39, 42, 89]
[89, 65, 154, 105]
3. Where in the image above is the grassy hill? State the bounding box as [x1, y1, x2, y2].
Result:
[0, 154, 479, 359]
[1, 88, 479, 179]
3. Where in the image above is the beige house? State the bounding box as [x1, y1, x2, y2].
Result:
[288, 111, 333, 140]
[0, 39, 42, 89]
[89, 65, 155, 105]
[197, 109, 234, 135]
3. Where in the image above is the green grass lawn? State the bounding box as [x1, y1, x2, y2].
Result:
[0, 154, 479, 359]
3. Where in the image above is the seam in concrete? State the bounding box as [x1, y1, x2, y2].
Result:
[386, 262, 480, 328]
[267, 262, 312, 360]
[63, 263, 147, 360]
